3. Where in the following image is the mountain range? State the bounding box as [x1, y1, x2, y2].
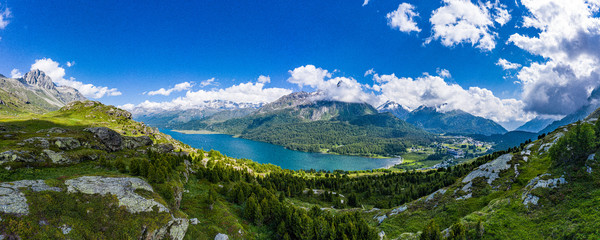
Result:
[0, 70, 86, 114]
[377, 102, 508, 136]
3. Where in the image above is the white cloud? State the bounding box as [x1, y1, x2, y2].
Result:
[362, 0, 370, 7]
[364, 68, 376, 77]
[10, 69, 22, 78]
[427, 0, 510, 51]
[125, 76, 292, 112]
[507, 0, 600, 115]
[0, 5, 11, 30]
[288, 65, 379, 104]
[436, 68, 452, 78]
[491, 2, 511, 26]
[257, 75, 271, 83]
[496, 58, 522, 70]
[66, 61, 75, 67]
[200, 78, 216, 87]
[387, 3, 421, 33]
[373, 73, 533, 123]
[147, 81, 193, 96]
[30, 58, 121, 98]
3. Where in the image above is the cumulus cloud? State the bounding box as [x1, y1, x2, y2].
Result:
[496, 58, 522, 70]
[362, 0, 370, 7]
[66, 61, 75, 67]
[30, 58, 121, 98]
[372, 73, 533, 123]
[364, 68, 376, 77]
[10, 69, 22, 78]
[147, 82, 193, 96]
[124, 76, 292, 112]
[508, 0, 600, 115]
[427, 0, 510, 51]
[200, 78, 216, 87]
[288, 65, 379, 104]
[257, 75, 271, 83]
[436, 68, 452, 78]
[387, 3, 421, 33]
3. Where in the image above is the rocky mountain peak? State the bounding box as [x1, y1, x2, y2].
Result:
[22, 69, 56, 90]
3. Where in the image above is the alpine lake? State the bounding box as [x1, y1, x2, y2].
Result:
[163, 129, 402, 171]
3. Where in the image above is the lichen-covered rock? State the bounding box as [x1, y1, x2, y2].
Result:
[145, 218, 189, 240]
[43, 150, 70, 164]
[389, 205, 407, 216]
[425, 189, 447, 202]
[84, 127, 122, 152]
[150, 143, 175, 153]
[169, 218, 189, 240]
[0, 180, 61, 215]
[65, 176, 169, 213]
[22, 137, 50, 149]
[375, 214, 387, 224]
[36, 127, 67, 134]
[461, 154, 512, 192]
[215, 233, 229, 240]
[0, 150, 37, 164]
[521, 174, 567, 206]
[122, 136, 153, 149]
[53, 137, 81, 150]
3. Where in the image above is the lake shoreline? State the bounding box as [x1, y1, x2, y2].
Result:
[172, 129, 222, 134]
[162, 129, 401, 171]
[169, 129, 394, 159]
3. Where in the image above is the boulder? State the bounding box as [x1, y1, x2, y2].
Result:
[122, 136, 153, 149]
[0, 180, 61, 215]
[215, 233, 229, 240]
[54, 137, 81, 150]
[43, 150, 70, 164]
[64, 176, 169, 213]
[0, 150, 37, 164]
[84, 127, 122, 152]
[36, 127, 67, 134]
[150, 143, 175, 153]
[22, 137, 50, 149]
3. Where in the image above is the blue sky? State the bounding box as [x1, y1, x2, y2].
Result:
[1, 0, 599, 129]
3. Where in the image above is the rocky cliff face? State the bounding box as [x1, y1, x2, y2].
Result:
[0, 70, 86, 113]
[22, 69, 56, 90]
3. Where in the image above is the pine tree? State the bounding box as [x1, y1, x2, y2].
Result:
[420, 220, 441, 240]
[448, 222, 466, 240]
[130, 159, 140, 176]
[115, 158, 127, 173]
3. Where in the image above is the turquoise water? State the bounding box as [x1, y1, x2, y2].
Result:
[163, 129, 401, 171]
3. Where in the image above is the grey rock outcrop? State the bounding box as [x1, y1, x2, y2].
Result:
[65, 176, 169, 213]
[150, 143, 175, 153]
[0, 150, 37, 164]
[84, 127, 122, 152]
[0, 180, 61, 215]
[122, 136, 153, 149]
[215, 233, 229, 240]
[521, 174, 567, 206]
[43, 150, 69, 164]
[36, 127, 67, 134]
[22, 69, 55, 90]
[461, 154, 513, 192]
[54, 137, 81, 150]
[23, 137, 50, 149]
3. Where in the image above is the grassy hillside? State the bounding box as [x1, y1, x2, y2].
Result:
[3, 100, 600, 239]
